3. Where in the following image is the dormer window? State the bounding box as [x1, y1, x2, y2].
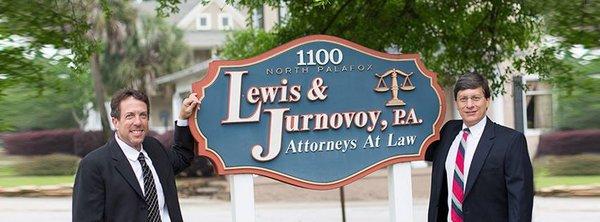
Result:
[218, 14, 233, 30]
[196, 13, 211, 30]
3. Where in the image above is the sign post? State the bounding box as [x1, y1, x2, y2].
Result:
[388, 163, 413, 222]
[229, 174, 255, 222]
[189, 35, 445, 221]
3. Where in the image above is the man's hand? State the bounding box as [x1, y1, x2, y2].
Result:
[180, 93, 200, 119]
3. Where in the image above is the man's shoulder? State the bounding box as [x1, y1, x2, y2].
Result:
[143, 136, 163, 148]
[488, 121, 529, 156]
[80, 142, 112, 165]
[490, 120, 525, 139]
[441, 119, 462, 132]
[445, 119, 462, 126]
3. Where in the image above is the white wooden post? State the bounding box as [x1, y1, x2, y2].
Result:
[229, 174, 255, 222]
[388, 162, 413, 222]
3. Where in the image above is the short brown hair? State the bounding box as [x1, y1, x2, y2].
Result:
[110, 89, 150, 119]
[453, 72, 491, 100]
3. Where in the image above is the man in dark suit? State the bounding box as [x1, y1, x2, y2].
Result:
[425, 73, 534, 222]
[73, 89, 199, 222]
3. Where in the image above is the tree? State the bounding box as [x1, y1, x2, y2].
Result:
[1, 0, 594, 131]
[0, 56, 92, 131]
[0, 0, 133, 137]
[218, 0, 597, 95]
[0, 0, 89, 97]
[85, 0, 138, 140]
[101, 15, 191, 95]
[532, 0, 599, 49]
[0, 1, 126, 135]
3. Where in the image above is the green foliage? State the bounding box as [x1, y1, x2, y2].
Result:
[220, 29, 279, 60]
[534, 154, 600, 176]
[0, 1, 186, 132]
[0, 57, 92, 131]
[0, 0, 96, 131]
[0, 0, 94, 92]
[554, 59, 600, 130]
[14, 154, 80, 176]
[531, 0, 600, 48]
[101, 15, 191, 94]
[219, 0, 584, 95]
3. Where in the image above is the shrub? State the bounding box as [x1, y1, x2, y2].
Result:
[0, 133, 7, 148]
[154, 130, 174, 148]
[155, 130, 214, 177]
[73, 130, 159, 157]
[537, 130, 600, 157]
[534, 154, 600, 176]
[3, 129, 80, 155]
[73, 131, 106, 157]
[14, 154, 80, 176]
[178, 157, 215, 177]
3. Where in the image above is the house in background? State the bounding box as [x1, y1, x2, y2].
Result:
[139, 0, 282, 133]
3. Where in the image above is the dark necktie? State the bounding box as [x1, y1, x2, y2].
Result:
[138, 152, 162, 222]
[451, 128, 470, 222]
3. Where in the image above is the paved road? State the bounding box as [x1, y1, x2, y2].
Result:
[1, 196, 598, 221]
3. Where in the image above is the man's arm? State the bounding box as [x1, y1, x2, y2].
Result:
[167, 92, 200, 174]
[424, 140, 440, 162]
[167, 122, 195, 174]
[425, 121, 449, 162]
[504, 133, 534, 222]
[72, 158, 105, 222]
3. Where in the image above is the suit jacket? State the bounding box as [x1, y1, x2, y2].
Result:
[72, 125, 195, 222]
[425, 118, 533, 222]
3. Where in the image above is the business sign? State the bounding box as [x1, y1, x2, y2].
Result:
[190, 35, 445, 190]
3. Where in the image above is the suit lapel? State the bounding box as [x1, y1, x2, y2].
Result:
[144, 140, 177, 214]
[143, 140, 171, 192]
[109, 137, 144, 199]
[464, 118, 496, 197]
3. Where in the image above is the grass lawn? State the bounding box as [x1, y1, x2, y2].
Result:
[535, 175, 600, 189]
[0, 175, 74, 188]
[0, 149, 75, 188]
[0, 165, 15, 176]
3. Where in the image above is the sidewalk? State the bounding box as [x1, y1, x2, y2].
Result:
[1, 196, 598, 221]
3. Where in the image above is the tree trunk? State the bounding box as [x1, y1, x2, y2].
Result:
[90, 52, 112, 141]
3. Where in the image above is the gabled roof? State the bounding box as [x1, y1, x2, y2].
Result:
[175, 0, 246, 29]
[134, 0, 203, 24]
[133, 0, 246, 28]
[155, 59, 214, 84]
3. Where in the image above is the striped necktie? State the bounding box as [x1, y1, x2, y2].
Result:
[138, 153, 162, 222]
[451, 128, 470, 222]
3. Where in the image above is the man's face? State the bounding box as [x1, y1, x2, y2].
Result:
[112, 97, 149, 149]
[455, 87, 490, 127]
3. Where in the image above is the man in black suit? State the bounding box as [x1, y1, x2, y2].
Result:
[425, 73, 534, 222]
[73, 89, 199, 222]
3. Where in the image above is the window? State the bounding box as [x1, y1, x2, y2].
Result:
[523, 76, 553, 131]
[252, 6, 265, 29]
[196, 13, 211, 30]
[218, 14, 233, 30]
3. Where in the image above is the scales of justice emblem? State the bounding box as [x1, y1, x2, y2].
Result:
[374, 68, 415, 106]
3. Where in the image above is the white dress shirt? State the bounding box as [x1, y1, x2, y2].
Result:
[114, 120, 188, 222]
[444, 117, 486, 221]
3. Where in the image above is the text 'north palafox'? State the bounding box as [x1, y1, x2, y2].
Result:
[191, 35, 445, 190]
